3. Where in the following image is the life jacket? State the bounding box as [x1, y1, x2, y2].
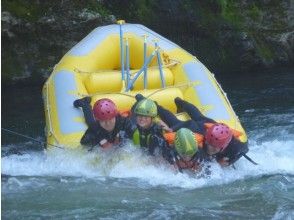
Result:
[163, 132, 204, 148]
[132, 128, 152, 148]
[204, 123, 243, 140]
[118, 110, 132, 118]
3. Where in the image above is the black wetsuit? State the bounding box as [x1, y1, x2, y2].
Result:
[160, 98, 249, 166]
[157, 104, 203, 133]
[81, 115, 135, 148]
[78, 100, 135, 149]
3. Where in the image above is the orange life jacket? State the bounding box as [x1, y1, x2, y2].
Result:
[163, 132, 204, 148]
[118, 110, 132, 118]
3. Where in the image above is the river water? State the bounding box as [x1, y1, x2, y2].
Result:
[2, 68, 294, 219]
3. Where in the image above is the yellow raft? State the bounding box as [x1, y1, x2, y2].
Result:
[43, 21, 247, 148]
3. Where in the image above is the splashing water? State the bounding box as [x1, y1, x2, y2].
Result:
[2, 137, 294, 189]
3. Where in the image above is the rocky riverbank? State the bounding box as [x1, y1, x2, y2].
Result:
[2, 0, 293, 85]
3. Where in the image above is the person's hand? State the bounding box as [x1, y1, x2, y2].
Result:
[158, 120, 173, 132]
[101, 142, 113, 149]
[218, 157, 230, 167]
[162, 126, 173, 132]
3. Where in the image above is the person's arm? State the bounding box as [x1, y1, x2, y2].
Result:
[148, 134, 165, 155]
[227, 141, 249, 165]
[160, 140, 176, 164]
[156, 119, 173, 132]
[80, 128, 99, 149]
[146, 124, 168, 155]
[216, 138, 249, 166]
[120, 116, 136, 139]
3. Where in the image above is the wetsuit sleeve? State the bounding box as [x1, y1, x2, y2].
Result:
[178, 99, 216, 124]
[80, 128, 99, 148]
[217, 138, 249, 165]
[119, 116, 136, 139]
[157, 104, 183, 128]
[79, 102, 96, 129]
[146, 125, 168, 156]
[148, 133, 166, 155]
[162, 146, 177, 165]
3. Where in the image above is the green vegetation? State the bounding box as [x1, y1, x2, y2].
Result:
[217, 0, 244, 28]
[247, 3, 261, 20]
[2, 0, 47, 22]
[254, 35, 274, 61]
[79, 0, 111, 17]
[2, 0, 111, 21]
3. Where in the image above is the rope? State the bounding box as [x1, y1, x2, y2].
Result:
[74, 60, 180, 75]
[79, 92, 136, 99]
[78, 80, 198, 101]
[1, 128, 64, 149]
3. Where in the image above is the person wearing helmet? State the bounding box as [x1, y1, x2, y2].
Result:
[73, 97, 135, 149]
[153, 97, 250, 167]
[132, 98, 169, 156]
[164, 128, 206, 172]
[172, 98, 250, 166]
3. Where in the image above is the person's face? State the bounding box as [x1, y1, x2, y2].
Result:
[136, 115, 152, 129]
[206, 143, 222, 155]
[99, 117, 116, 132]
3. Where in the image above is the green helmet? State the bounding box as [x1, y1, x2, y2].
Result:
[134, 99, 158, 117]
[175, 128, 198, 157]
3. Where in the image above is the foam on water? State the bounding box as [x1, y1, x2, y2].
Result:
[2, 136, 294, 189]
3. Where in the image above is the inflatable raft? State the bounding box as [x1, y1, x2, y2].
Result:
[43, 21, 247, 148]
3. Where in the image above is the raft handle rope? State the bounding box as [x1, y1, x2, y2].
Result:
[44, 82, 60, 145]
[74, 60, 180, 75]
[77, 81, 199, 100]
[1, 128, 64, 149]
[79, 91, 136, 99]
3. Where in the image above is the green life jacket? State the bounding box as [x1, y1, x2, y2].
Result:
[132, 128, 152, 148]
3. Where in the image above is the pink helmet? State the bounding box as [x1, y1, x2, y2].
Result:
[205, 123, 233, 151]
[93, 98, 117, 121]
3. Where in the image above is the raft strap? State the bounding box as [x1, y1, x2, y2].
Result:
[242, 153, 258, 165]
